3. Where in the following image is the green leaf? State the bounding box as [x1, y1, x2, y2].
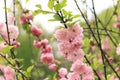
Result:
[33, 9, 41, 16]
[53, 14, 61, 20]
[48, 0, 54, 10]
[2, 46, 14, 54]
[26, 65, 34, 77]
[35, 4, 42, 9]
[71, 14, 80, 19]
[48, 19, 57, 22]
[60, 0, 67, 8]
[3, 7, 12, 12]
[26, 0, 29, 3]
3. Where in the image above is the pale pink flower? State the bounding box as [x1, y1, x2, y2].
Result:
[1, 25, 19, 41]
[26, 14, 33, 20]
[4, 66, 15, 80]
[0, 76, 5, 80]
[55, 28, 68, 41]
[30, 25, 42, 37]
[67, 49, 84, 62]
[67, 72, 80, 80]
[40, 53, 54, 64]
[116, 45, 120, 55]
[48, 63, 56, 71]
[58, 68, 67, 78]
[0, 22, 5, 32]
[67, 24, 83, 39]
[59, 77, 67, 80]
[71, 59, 86, 74]
[0, 42, 7, 51]
[83, 75, 94, 80]
[115, 67, 120, 72]
[102, 38, 111, 52]
[8, 14, 15, 24]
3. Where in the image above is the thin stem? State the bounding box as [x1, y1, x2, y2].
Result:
[91, 0, 107, 79]
[4, 0, 11, 45]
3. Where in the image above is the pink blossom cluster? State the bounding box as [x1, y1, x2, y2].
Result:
[116, 45, 120, 55]
[56, 60, 94, 80]
[55, 24, 94, 80]
[0, 14, 20, 47]
[31, 25, 55, 69]
[102, 38, 111, 52]
[20, 10, 33, 25]
[0, 65, 15, 80]
[114, 16, 120, 28]
[55, 24, 84, 61]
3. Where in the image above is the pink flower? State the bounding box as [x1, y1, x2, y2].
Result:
[0, 42, 7, 51]
[30, 25, 42, 37]
[58, 68, 67, 78]
[67, 72, 80, 80]
[115, 67, 120, 72]
[67, 49, 84, 62]
[8, 14, 15, 24]
[0, 22, 5, 32]
[1, 25, 19, 42]
[110, 76, 119, 80]
[102, 38, 111, 52]
[71, 59, 86, 74]
[59, 77, 67, 80]
[33, 40, 42, 48]
[116, 45, 120, 55]
[39, 39, 48, 47]
[0, 76, 5, 80]
[12, 41, 21, 47]
[4, 66, 15, 80]
[20, 14, 26, 25]
[55, 28, 68, 41]
[40, 53, 54, 64]
[108, 57, 114, 62]
[41, 45, 52, 53]
[83, 75, 94, 80]
[114, 22, 120, 28]
[48, 63, 56, 71]
[67, 24, 83, 39]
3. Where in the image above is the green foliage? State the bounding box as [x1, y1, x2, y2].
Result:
[1, 46, 14, 54]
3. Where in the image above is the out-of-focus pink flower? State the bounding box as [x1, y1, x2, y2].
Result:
[59, 77, 67, 80]
[58, 68, 67, 78]
[0, 42, 7, 51]
[108, 57, 114, 62]
[1, 25, 19, 42]
[55, 28, 68, 41]
[12, 41, 21, 47]
[30, 25, 42, 37]
[115, 67, 120, 72]
[4, 66, 15, 80]
[33, 40, 42, 48]
[41, 45, 52, 53]
[0, 22, 5, 32]
[71, 59, 86, 74]
[39, 39, 48, 47]
[20, 14, 26, 25]
[0, 76, 5, 80]
[8, 14, 15, 24]
[116, 45, 120, 55]
[48, 63, 56, 71]
[67, 72, 80, 80]
[102, 38, 111, 52]
[40, 53, 54, 64]
[114, 22, 120, 28]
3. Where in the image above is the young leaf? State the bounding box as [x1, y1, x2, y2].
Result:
[48, 0, 54, 10]
[36, 4, 42, 9]
[2, 46, 14, 54]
